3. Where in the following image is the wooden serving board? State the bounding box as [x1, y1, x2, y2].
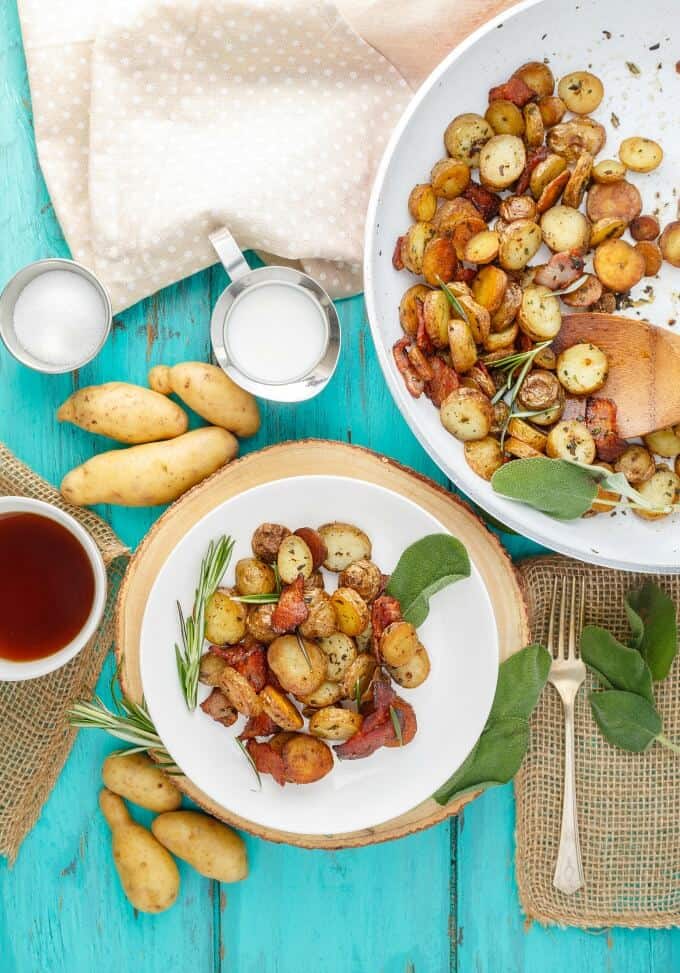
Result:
[116, 440, 529, 849]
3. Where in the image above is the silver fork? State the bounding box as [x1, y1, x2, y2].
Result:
[547, 576, 586, 896]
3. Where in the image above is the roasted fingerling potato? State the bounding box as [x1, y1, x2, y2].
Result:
[205, 590, 247, 646]
[338, 559, 383, 602]
[318, 522, 372, 571]
[234, 558, 276, 596]
[251, 523, 291, 563]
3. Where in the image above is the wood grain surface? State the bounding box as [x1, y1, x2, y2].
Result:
[1, 1, 679, 970]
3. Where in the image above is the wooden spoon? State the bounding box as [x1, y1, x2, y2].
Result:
[552, 313, 680, 439]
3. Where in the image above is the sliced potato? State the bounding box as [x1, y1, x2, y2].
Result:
[380, 621, 419, 667]
[484, 99, 525, 136]
[399, 284, 432, 337]
[259, 685, 303, 731]
[455, 296, 491, 345]
[298, 590, 337, 640]
[308, 707, 363, 742]
[614, 446, 655, 484]
[205, 590, 247, 646]
[533, 345, 557, 370]
[499, 195, 537, 223]
[633, 470, 680, 520]
[251, 523, 290, 563]
[317, 522, 371, 571]
[490, 400, 511, 435]
[338, 559, 383, 603]
[468, 362, 496, 398]
[644, 428, 680, 458]
[408, 184, 437, 221]
[422, 236, 459, 286]
[490, 280, 522, 331]
[472, 265, 508, 313]
[540, 205, 590, 253]
[484, 322, 519, 352]
[400, 222, 436, 275]
[592, 158, 627, 184]
[234, 558, 276, 596]
[430, 158, 471, 199]
[341, 654, 377, 701]
[267, 635, 327, 697]
[330, 587, 370, 637]
[444, 113, 494, 167]
[506, 418, 547, 452]
[535, 170, 571, 215]
[589, 217, 627, 248]
[387, 645, 431, 689]
[504, 437, 543, 459]
[246, 603, 278, 644]
[517, 368, 562, 412]
[448, 318, 478, 373]
[497, 220, 542, 271]
[562, 151, 593, 209]
[463, 437, 504, 480]
[281, 734, 333, 784]
[546, 420, 596, 464]
[547, 117, 606, 161]
[523, 102, 544, 147]
[422, 290, 451, 347]
[618, 137, 663, 173]
[518, 285, 562, 340]
[479, 135, 526, 190]
[450, 216, 488, 260]
[219, 666, 263, 717]
[630, 215, 660, 242]
[561, 274, 603, 308]
[589, 480, 621, 515]
[318, 632, 357, 681]
[277, 534, 314, 584]
[530, 154, 567, 200]
[594, 239, 646, 291]
[557, 71, 604, 114]
[440, 387, 493, 441]
[556, 343, 608, 395]
[464, 230, 500, 264]
[199, 652, 228, 687]
[434, 197, 482, 233]
[636, 241, 663, 276]
[296, 680, 344, 708]
[514, 61, 554, 97]
[586, 181, 642, 223]
[659, 221, 680, 267]
[537, 94, 566, 127]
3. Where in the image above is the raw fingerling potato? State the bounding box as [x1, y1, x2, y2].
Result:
[99, 789, 179, 914]
[57, 382, 188, 444]
[152, 811, 247, 882]
[148, 362, 260, 438]
[60, 427, 238, 507]
[102, 753, 182, 813]
[317, 521, 371, 571]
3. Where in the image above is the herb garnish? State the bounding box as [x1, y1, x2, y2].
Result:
[389, 705, 404, 746]
[175, 536, 235, 709]
[235, 738, 263, 790]
[433, 644, 551, 804]
[386, 534, 470, 626]
[438, 278, 470, 323]
[232, 592, 280, 604]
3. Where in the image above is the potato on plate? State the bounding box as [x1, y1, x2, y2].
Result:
[330, 587, 370, 637]
[318, 632, 358, 681]
[317, 522, 371, 571]
[267, 636, 327, 697]
[444, 113, 493, 166]
[387, 645, 431, 689]
[281, 734, 334, 784]
[309, 707, 363, 741]
[440, 387, 493, 441]
[205, 589, 247, 646]
[234, 557, 276, 596]
[463, 438, 504, 480]
[546, 420, 596, 464]
[556, 343, 608, 395]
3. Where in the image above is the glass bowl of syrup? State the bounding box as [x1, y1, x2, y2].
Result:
[0, 497, 107, 681]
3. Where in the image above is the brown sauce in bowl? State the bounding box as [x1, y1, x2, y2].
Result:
[0, 512, 95, 662]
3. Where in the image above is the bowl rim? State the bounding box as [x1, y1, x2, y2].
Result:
[0, 497, 108, 681]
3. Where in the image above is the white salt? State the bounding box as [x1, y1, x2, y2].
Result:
[13, 270, 108, 367]
[226, 281, 328, 384]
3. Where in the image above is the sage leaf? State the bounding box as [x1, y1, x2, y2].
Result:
[625, 582, 678, 681]
[491, 458, 598, 519]
[580, 626, 654, 703]
[589, 690, 662, 752]
[433, 643, 551, 805]
[386, 534, 470, 627]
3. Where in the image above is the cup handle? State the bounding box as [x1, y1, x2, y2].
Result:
[209, 226, 250, 281]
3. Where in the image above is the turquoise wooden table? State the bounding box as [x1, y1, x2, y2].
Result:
[1, 4, 679, 969]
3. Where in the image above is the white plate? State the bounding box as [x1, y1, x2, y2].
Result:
[365, 0, 680, 573]
[140, 475, 498, 835]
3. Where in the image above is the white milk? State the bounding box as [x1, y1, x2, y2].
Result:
[13, 270, 108, 367]
[225, 281, 328, 384]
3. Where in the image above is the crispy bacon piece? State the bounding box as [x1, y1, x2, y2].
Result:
[393, 338, 424, 398]
[245, 739, 287, 786]
[453, 266, 477, 285]
[371, 674, 397, 711]
[463, 181, 501, 221]
[208, 641, 267, 691]
[371, 594, 403, 656]
[294, 527, 327, 570]
[534, 251, 585, 291]
[425, 356, 459, 408]
[200, 688, 238, 727]
[585, 397, 627, 462]
[384, 697, 418, 748]
[515, 145, 549, 195]
[336, 679, 417, 759]
[271, 575, 309, 633]
[392, 236, 405, 270]
[407, 343, 434, 382]
[239, 711, 279, 740]
[488, 76, 534, 107]
[415, 299, 434, 355]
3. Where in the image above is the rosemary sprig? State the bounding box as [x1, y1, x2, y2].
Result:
[437, 277, 469, 323]
[295, 629, 312, 669]
[234, 738, 262, 790]
[67, 695, 181, 774]
[175, 536, 235, 710]
[231, 593, 280, 605]
[354, 679, 362, 710]
[389, 705, 403, 746]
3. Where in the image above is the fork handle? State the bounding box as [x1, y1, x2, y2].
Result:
[553, 701, 585, 895]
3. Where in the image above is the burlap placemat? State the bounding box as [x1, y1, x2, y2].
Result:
[515, 556, 680, 928]
[0, 444, 128, 863]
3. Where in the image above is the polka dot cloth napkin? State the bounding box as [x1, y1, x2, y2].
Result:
[17, 0, 513, 312]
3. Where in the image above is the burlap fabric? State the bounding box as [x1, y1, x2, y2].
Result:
[515, 556, 680, 928]
[0, 444, 128, 863]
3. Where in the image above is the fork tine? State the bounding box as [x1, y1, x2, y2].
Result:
[547, 578, 559, 657]
[567, 577, 577, 660]
[557, 578, 567, 660]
